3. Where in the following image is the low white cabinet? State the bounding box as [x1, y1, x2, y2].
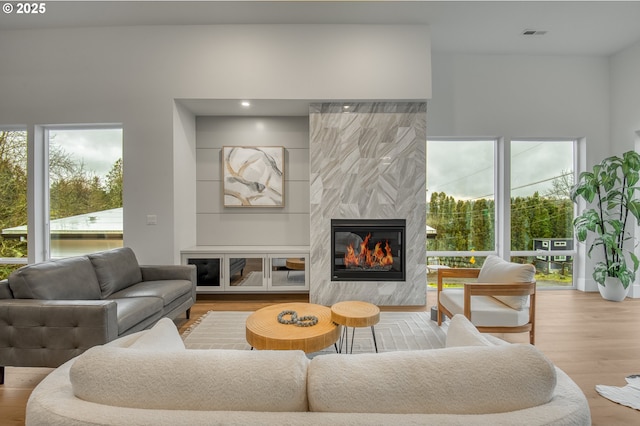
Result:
[181, 246, 309, 294]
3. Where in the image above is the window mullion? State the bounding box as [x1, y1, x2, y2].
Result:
[497, 137, 511, 260]
[27, 125, 49, 263]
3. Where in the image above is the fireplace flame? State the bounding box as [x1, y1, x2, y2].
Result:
[344, 233, 394, 269]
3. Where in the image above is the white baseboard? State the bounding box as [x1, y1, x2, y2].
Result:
[628, 283, 640, 299]
[575, 277, 598, 292]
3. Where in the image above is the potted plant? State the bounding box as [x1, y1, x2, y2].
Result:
[570, 150, 640, 301]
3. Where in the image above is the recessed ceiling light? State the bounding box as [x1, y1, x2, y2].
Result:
[241, 101, 251, 107]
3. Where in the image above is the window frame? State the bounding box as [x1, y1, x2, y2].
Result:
[0, 126, 29, 269]
[426, 137, 499, 257]
[426, 137, 578, 289]
[32, 124, 123, 262]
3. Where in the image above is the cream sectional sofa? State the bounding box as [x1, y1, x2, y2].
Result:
[26, 315, 591, 425]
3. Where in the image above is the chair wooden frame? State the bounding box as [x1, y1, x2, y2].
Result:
[436, 268, 537, 344]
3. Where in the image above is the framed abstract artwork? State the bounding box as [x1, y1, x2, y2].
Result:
[222, 146, 285, 207]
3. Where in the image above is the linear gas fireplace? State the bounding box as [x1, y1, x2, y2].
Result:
[331, 219, 406, 281]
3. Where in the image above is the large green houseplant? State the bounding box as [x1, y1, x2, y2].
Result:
[570, 150, 640, 300]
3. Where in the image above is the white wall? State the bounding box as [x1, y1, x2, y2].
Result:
[0, 24, 430, 264]
[610, 39, 640, 296]
[195, 116, 310, 246]
[173, 102, 197, 262]
[611, 39, 640, 153]
[429, 54, 609, 145]
[428, 53, 611, 292]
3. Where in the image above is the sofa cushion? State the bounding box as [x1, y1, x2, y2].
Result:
[8, 256, 102, 300]
[307, 344, 556, 415]
[108, 279, 193, 308]
[70, 347, 309, 412]
[111, 297, 163, 335]
[477, 255, 535, 310]
[88, 247, 142, 298]
[128, 317, 185, 351]
[445, 314, 493, 347]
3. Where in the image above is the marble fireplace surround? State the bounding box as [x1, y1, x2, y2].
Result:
[309, 102, 427, 306]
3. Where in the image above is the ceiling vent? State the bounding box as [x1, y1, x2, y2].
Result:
[522, 29, 548, 36]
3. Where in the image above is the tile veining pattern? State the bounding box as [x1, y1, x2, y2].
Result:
[309, 102, 427, 306]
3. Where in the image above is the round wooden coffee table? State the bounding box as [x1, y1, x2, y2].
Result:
[331, 301, 380, 354]
[246, 302, 340, 353]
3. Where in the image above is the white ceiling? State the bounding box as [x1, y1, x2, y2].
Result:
[2, 1, 640, 56]
[4, 1, 640, 116]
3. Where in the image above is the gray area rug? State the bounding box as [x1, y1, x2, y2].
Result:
[182, 310, 447, 355]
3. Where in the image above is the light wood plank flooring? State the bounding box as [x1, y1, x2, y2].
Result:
[2, 290, 639, 425]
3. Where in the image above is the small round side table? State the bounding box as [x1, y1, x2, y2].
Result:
[331, 301, 380, 354]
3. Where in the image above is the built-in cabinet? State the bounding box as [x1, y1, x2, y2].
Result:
[181, 246, 309, 293]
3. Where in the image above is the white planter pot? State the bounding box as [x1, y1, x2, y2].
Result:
[598, 277, 630, 302]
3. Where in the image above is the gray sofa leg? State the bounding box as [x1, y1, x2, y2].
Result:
[186, 308, 191, 320]
[1, 366, 4, 385]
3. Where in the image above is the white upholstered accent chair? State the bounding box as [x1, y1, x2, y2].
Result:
[437, 255, 537, 344]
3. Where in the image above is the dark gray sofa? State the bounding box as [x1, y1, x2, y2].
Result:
[0, 247, 196, 384]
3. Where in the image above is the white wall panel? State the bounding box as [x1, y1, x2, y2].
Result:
[197, 116, 309, 148]
[197, 213, 310, 246]
[197, 180, 310, 214]
[196, 147, 309, 182]
[286, 149, 310, 182]
[196, 148, 219, 181]
[195, 116, 310, 246]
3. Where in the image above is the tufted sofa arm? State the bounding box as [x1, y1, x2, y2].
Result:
[0, 299, 118, 382]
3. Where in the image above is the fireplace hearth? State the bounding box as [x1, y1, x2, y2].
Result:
[331, 219, 406, 281]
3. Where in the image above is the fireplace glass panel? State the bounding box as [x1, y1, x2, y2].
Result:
[331, 219, 405, 281]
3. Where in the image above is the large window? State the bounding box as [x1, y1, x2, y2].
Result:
[510, 140, 575, 287]
[426, 140, 495, 254]
[46, 127, 123, 258]
[0, 129, 28, 279]
[0, 125, 123, 278]
[427, 138, 576, 288]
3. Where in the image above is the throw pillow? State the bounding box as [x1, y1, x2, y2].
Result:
[477, 255, 535, 310]
[128, 317, 185, 351]
[446, 314, 493, 348]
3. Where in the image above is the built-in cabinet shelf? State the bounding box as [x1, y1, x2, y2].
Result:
[180, 246, 309, 294]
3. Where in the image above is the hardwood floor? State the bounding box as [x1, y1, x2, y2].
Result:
[2, 290, 639, 425]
